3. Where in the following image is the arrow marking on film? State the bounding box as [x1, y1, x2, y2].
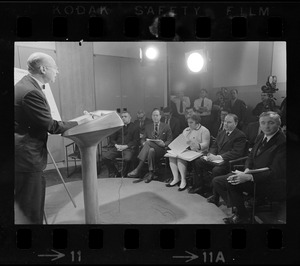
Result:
[38, 249, 65, 261]
[173, 250, 199, 262]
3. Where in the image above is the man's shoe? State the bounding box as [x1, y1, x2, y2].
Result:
[223, 214, 250, 224]
[206, 195, 220, 207]
[128, 169, 140, 178]
[144, 172, 154, 183]
[188, 187, 203, 194]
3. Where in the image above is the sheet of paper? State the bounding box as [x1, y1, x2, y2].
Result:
[168, 134, 189, 155]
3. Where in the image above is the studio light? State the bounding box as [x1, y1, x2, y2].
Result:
[187, 52, 204, 73]
[145, 47, 158, 60]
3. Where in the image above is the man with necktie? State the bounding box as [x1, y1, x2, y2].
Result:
[128, 108, 172, 183]
[211, 111, 286, 224]
[189, 113, 247, 195]
[15, 52, 85, 224]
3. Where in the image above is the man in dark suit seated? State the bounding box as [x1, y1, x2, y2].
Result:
[210, 111, 286, 224]
[161, 106, 181, 139]
[189, 113, 247, 195]
[102, 111, 140, 177]
[133, 109, 152, 140]
[128, 108, 173, 183]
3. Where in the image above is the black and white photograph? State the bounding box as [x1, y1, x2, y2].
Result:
[14, 41, 286, 225]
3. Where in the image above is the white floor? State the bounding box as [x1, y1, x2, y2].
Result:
[44, 178, 230, 224]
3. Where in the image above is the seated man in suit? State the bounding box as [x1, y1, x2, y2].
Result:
[210, 111, 286, 224]
[133, 109, 152, 139]
[189, 113, 247, 195]
[102, 111, 140, 177]
[128, 108, 173, 183]
[161, 107, 181, 140]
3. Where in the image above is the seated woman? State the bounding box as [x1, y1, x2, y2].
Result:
[166, 113, 210, 191]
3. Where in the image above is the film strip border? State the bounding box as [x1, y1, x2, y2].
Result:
[3, 226, 286, 263]
[1, 2, 300, 40]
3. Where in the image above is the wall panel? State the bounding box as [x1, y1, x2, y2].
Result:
[94, 55, 121, 111]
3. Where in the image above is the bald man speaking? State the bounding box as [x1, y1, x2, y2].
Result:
[15, 52, 86, 224]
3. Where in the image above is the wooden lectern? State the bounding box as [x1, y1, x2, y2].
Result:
[63, 110, 123, 224]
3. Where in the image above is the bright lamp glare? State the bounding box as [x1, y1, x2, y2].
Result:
[187, 52, 204, 72]
[145, 47, 158, 60]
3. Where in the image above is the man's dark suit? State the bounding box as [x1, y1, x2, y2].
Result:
[138, 122, 172, 171]
[212, 130, 286, 217]
[226, 99, 247, 129]
[15, 75, 78, 224]
[193, 128, 247, 189]
[161, 116, 181, 139]
[103, 122, 139, 175]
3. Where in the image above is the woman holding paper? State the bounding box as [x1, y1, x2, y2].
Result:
[166, 113, 210, 191]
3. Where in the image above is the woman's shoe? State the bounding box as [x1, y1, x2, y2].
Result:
[166, 180, 180, 187]
[178, 184, 188, 191]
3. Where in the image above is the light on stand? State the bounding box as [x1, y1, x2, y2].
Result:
[145, 47, 158, 60]
[187, 52, 204, 73]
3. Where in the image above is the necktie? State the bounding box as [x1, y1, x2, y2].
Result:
[154, 123, 158, 139]
[201, 98, 204, 107]
[166, 118, 169, 125]
[257, 137, 267, 155]
[226, 131, 230, 136]
[179, 100, 183, 113]
[42, 85, 45, 90]
[140, 120, 143, 128]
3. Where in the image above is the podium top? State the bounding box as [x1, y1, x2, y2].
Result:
[63, 110, 124, 138]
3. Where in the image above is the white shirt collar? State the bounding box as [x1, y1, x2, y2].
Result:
[264, 129, 279, 142]
[29, 74, 45, 89]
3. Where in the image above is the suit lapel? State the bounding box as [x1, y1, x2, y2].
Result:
[158, 122, 164, 137]
[221, 128, 236, 148]
[254, 131, 280, 157]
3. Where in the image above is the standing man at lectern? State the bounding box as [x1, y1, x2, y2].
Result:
[14, 52, 86, 224]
